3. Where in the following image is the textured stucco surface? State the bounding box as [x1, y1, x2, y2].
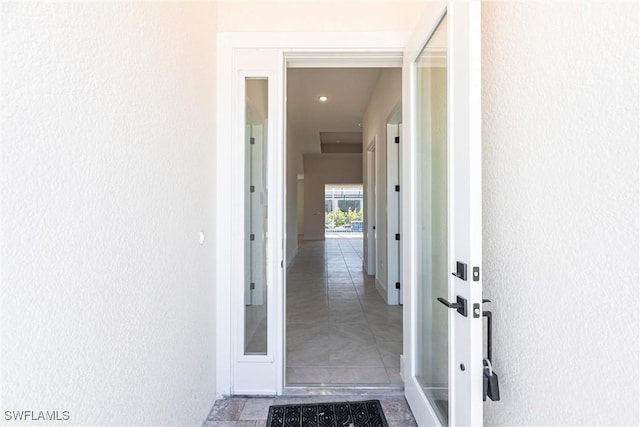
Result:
[482, 1, 639, 425]
[1, 2, 217, 425]
[217, 1, 426, 33]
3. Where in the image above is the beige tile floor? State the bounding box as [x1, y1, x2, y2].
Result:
[202, 395, 417, 427]
[286, 235, 403, 386]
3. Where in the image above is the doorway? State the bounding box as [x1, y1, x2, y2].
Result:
[284, 67, 403, 388]
[215, 31, 409, 398]
[217, 6, 483, 419]
[324, 184, 364, 237]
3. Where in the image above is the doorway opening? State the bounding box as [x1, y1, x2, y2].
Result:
[284, 67, 403, 389]
[217, 12, 483, 419]
[324, 184, 364, 237]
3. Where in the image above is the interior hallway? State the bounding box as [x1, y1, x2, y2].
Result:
[286, 235, 403, 386]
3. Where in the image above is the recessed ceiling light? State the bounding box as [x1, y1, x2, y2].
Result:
[318, 96, 328, 102]
[336, 140, 341, 143]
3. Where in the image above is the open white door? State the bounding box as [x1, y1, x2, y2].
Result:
[402, 1, 482, 425]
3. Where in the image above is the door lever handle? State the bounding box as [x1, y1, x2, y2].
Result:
[437, 297, 463, 309]
[437, 296, 468, 317]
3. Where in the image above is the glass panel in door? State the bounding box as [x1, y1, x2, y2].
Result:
[415, 13, 449, 425]
[244, 78, 268, 355]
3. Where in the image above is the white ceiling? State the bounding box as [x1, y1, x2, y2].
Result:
[287, 68, 382, 168]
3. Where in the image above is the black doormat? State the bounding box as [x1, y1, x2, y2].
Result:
[266, 400, 388, 427]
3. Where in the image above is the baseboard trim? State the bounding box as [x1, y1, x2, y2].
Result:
[375, 278, 388, 303]
[303, 234, 325, 241]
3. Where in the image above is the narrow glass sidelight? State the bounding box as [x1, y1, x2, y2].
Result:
[415, 13, 449, 426]
[244, 78, 268, 355]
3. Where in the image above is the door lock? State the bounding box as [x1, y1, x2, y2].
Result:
[436, 296, 468, 317]
[451, 261, 468, 281]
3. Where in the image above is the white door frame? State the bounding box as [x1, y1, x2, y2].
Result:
[215, 31, 407, 397]
[386, 113, 401, 305]
[366, 137, 377, 276]
[219, 55, 283, 395]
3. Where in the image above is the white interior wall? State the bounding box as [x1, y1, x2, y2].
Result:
[362, 69, 402, 301]
[302, 154, 363, 240]
[0, 3, 217, 425]
[482, 1, 639, 425]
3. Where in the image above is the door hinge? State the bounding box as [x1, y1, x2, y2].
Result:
[249, 234, 255, 241]
[395, 136, 399, 144]
[395, 233, 400, 241]
[395, 185, 400, 192]
[395, 282, 401, 290]
[249, 185, 255, 193]
[250, 282, 255, 290]
[250, 137, 255, 145]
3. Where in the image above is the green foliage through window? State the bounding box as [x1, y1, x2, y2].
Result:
[325, 208, 363, 228]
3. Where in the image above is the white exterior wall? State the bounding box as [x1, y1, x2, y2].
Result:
[217, 1, 425, 33]
[3, 1, 638, 424]
[362, 69, 402, 300]
[0, 3, 218, 425]
[482, 1, 639, 425]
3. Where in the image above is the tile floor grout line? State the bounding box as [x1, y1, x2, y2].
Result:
[286, 237, 402, 387]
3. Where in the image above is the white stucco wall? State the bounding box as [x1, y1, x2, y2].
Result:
[3, 0, 637, 424]
[482, 1, 639, 425]
[217, 1, 426, 33]
[0, 2, 218, 425]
